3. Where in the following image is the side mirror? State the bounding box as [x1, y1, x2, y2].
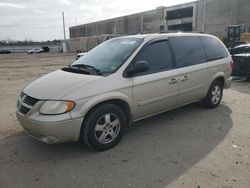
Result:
[127, 61, 149, 77]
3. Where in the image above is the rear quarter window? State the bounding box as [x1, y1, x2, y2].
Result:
[200, 36, 229, 61]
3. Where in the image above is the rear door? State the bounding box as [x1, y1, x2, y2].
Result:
[131, 39, 179, 120]
[169, 36, 208, 105]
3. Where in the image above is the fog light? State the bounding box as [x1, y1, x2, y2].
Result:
[40, 136, 58, 144]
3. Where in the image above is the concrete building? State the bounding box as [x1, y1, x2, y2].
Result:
[67, 0, 250, 52]
[204, 0, 250, 38]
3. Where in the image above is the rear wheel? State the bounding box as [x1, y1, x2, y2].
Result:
[202, 80, 223, 108]
[80, 103, 126, 151]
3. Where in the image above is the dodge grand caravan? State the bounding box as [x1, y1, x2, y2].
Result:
[16, 33, 232, 150]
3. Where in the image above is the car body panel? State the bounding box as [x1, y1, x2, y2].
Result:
[23, 70, 101, 100]
[131, 69, 179, 119]
[16, 111, 83, 143]
[231, 53, 250, 78]
[177, 63, 208, 106]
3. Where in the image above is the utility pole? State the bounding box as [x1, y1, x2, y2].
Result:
[62, 12, 66, 41]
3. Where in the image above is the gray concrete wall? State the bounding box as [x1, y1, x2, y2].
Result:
[68, 0, 250, 51]
[66, 37, 99, 52]
[68, 2, 199, 52]
[126, 14, 141, 34]
[110, 17, 127, 34]
[69, 8, 166, 38]
[204, 0, 250, 38]
[143, 9, 164, 33]
[196, 0, 205, 32]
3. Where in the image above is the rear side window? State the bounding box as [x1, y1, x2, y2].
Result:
[134, 40, 174, 74]
[200, 36, 228, 61]
[169, 36, 206, 68]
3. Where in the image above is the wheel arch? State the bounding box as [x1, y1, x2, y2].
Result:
[78, 93, 133, 140]
[84, 99, 132, 124]
[214, 76, 225, 86]
[211, 72, 226, 88]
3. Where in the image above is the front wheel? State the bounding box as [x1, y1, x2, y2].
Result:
[80, 103, 127, 151]
[202, 80, 223, 108]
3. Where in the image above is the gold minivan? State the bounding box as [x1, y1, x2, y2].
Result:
[16, 33, 232, 150]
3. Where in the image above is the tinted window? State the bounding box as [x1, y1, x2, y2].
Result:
[134, 40, 174, 74]
[169, 36, 206, 67]
[200, 36, 228, 61]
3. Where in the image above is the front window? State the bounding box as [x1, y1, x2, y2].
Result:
[72, 37, 143, 74]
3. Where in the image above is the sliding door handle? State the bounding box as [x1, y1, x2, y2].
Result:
[169, 78, 178, 85]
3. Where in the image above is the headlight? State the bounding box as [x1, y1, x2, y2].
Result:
[39, 100, 76, 115]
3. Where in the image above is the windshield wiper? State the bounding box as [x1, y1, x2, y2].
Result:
[70, 64, 102, 75]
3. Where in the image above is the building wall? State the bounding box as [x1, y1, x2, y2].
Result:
[68, 2, 198, 52]
[143, 9, 165, 33]
[196, 0, 205, 33]
[69, 7, 185, 39]
[204, 0, 250, 39]
[68, 0, 250, 52]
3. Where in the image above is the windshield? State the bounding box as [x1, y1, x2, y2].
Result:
[72, 37, 143, 74]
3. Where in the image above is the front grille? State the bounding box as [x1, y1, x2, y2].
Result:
[18, 92, 39, 115]
[23, 95, 39, 106]
[19, 105, 30, 114]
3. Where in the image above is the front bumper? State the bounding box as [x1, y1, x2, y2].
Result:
[224, 76, 232, 89]
[16, 111, 83, 144]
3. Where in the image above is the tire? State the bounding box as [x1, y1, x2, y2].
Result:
[202, 80, 223, 108]
[80, 103, 127, 151]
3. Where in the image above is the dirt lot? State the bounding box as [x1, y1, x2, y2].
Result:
[0, 53, 250, 188]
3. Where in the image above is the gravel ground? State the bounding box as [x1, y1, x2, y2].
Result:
[0, 53, 249, 188]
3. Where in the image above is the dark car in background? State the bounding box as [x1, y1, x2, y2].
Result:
[0, 50, 11, 54]
[229, 44, 250, 80]
[228, 44, 250, 55]
[42, 46, 50, 52]
[231, 54, 250, 79]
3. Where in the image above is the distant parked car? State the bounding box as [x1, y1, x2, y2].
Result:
[231, 54, 250, 79]
[228, 44, 250, 55]
[42, 46, 50, 53]
[28, 48, 44, 54]
[76, 52, 87, 60]
[229, 44, 250, 80]
[0, 50, 11, 54]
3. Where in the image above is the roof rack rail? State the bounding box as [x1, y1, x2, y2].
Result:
[160, 30, 204, 34]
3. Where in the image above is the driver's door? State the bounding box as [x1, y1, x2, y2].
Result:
[130, 39, 179, 120]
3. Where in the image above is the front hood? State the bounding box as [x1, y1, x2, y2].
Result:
[23, 70, 101, 100]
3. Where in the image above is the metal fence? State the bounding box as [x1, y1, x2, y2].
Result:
[0, 44, 62, 53]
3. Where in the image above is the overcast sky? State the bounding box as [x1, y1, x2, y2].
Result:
[0, 0, 196, 41]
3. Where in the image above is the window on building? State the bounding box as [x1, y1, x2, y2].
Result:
[168, 23, 193, 31]
[166, 7, 193, 20]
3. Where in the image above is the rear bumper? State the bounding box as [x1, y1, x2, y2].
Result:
[224, 76, 232, 89]
[16, 111, 83, 144]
